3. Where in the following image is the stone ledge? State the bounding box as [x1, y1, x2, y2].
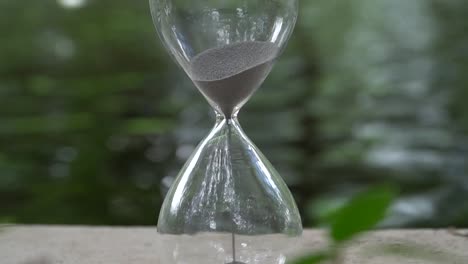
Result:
[0, 226, 467, 264]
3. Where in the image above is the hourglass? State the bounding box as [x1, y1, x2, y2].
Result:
[149, 0, 301, 263]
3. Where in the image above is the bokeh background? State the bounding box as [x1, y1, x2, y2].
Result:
[1, 0, 467, 227]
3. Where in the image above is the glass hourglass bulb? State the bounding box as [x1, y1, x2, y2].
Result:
[149, 0, 301, 263]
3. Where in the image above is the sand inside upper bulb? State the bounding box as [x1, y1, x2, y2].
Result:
[190, 41, 279, 117]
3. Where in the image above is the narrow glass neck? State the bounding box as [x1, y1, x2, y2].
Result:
[215, 110, 239, 123]
[209, 111, 246, 145]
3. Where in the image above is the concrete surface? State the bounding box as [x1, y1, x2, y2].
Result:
[0, 226, 467, 264]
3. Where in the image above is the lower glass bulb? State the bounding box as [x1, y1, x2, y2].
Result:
[158, 117, 302, 264]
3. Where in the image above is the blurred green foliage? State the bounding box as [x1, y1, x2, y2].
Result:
[291, 185, 466, 264]
[0, 0, 467, 226]
[292, 185, 397, 264]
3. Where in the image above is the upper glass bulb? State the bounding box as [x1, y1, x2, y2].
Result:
[150, 0, 298, 118]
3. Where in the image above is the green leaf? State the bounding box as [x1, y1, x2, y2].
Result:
[308, 196, 348, 226]
[329, 185, 397, 242]
[290, 252, 328, 264]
